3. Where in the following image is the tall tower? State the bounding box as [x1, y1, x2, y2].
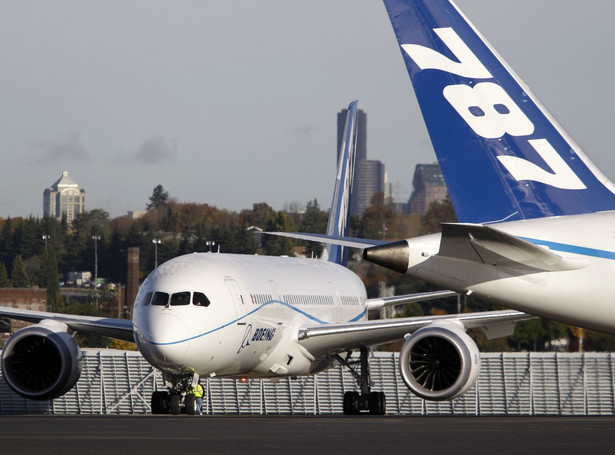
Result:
[43, 171, 86, 223]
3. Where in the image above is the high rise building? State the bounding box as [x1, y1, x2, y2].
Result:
[43, 171, 86, 223]
[408, 163, 447, 215]
[351, 160, 386, 216]
[337, 107, 385, 216]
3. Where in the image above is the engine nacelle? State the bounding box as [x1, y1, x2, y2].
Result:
[1, 320, 83, 400]
[399, 321, 480, 401]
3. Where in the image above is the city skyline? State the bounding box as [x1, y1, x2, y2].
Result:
[1, 1, 614, 219]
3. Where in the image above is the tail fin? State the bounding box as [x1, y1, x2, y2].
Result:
[383, 0, 615, 223]
[323, 100, 359, 265]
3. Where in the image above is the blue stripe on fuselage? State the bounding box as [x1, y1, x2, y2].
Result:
[146, 299, 366, 346]
[521, 237, 615, 261]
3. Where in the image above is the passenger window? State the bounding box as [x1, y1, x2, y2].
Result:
[141, 291, 153, 306]
[151, 291, 170, 306]
[171, 291, 191, 306]
[193, 292, 211, 307]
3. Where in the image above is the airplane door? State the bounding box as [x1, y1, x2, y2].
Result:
[225, 278, 247, 325]
[328, 281, 342, 321]
[269, 280, 284, 319]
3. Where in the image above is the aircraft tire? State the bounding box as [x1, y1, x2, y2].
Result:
[185, 394, 197, 415]
[368, 392, 386, 415]
[151, 391, 169, 414]
[170, 394, 181, 415]
[343, 391, 360, 415]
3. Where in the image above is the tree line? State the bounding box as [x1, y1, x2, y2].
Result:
[0, 184, 612, 351]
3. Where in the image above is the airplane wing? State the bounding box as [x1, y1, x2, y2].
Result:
[0, 306, 134, 342]
[299, 309, 531, 357]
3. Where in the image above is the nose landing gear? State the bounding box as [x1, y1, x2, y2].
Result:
[150, 372, 201, 415]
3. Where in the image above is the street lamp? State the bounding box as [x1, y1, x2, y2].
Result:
[152, 239, 162, 268]
[92, 235, 101, 288]
[206, 240, 216, 252]
[42, 234, 50, 250]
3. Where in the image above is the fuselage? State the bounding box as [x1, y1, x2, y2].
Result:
[406, 212, 615, 333]
[132, 253, 367, 378]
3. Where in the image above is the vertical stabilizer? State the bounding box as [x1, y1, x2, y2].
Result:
[322, 101, 359, 265]
[383, 0, 615, 223]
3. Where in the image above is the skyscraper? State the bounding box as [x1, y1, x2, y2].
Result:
[43, 171, 86, 223]
[351, 160, 386, 216]
[408, 163, 447, 215]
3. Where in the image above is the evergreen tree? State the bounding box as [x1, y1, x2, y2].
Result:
[45, 248, 62, 311]
[147, 184, 170, 210]
[10, 255, 29, 287]
[299, 199, 328, 258]
[0, 263, 9, 287]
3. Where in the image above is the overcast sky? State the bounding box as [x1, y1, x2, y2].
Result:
[1, 0, 614, 218]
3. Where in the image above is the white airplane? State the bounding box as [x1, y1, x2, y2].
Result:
[279, 1, 615, 336]
[0, 101, 528, 415]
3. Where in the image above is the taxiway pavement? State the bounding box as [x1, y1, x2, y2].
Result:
[0, 415, 613, 454]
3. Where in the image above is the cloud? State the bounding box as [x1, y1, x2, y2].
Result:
[30, 133, 90, 165]
[134, 137, 177, 166]
[287, 125, 316, 136]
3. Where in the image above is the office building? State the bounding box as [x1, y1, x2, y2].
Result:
[43, 170, 86, 223]
[408, 163, 447, 215]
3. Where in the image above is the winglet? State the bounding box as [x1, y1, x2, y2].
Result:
[322, 100, 359, 265]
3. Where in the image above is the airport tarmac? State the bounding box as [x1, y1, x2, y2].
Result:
[0, 415, 614, 454]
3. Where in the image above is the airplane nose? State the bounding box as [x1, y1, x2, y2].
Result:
[143, 312, 191, 367]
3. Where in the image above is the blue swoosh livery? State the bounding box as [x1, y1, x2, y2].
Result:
[148, 300, 366, 346]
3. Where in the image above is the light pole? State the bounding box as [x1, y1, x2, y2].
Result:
[206, 240, 216, 252]
[92, 235, 101, 288]
[42, 234, 50, 250]
[152, 239, 162, 268]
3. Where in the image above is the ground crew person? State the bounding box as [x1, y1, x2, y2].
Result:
[189, 383, 204, 415]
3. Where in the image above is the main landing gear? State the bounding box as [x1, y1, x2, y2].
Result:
[335, 347, 386, 415]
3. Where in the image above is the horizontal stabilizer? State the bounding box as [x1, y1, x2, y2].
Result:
[265, 231, 386, 249]
[439, 223, 586, 271]
[365, 289, 457, 310]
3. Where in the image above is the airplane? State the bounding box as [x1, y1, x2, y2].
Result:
[0, 101, 530, 415]
[275, 0, 615, 337]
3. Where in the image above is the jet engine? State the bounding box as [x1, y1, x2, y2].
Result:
[399, 322, 480, 401]
[1, 320, 83, 400]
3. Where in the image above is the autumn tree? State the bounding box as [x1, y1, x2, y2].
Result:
[420, 195, 457, 234]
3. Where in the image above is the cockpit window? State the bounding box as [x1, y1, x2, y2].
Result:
[151, 291, 170, 306]
[170, 291, 191, 306]
[193, 292, 211, 307]
[140, 291, 153, 306]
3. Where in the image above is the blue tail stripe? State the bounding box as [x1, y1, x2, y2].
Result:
[325, 100, 358, 265]
[383, 0, 615, 223]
